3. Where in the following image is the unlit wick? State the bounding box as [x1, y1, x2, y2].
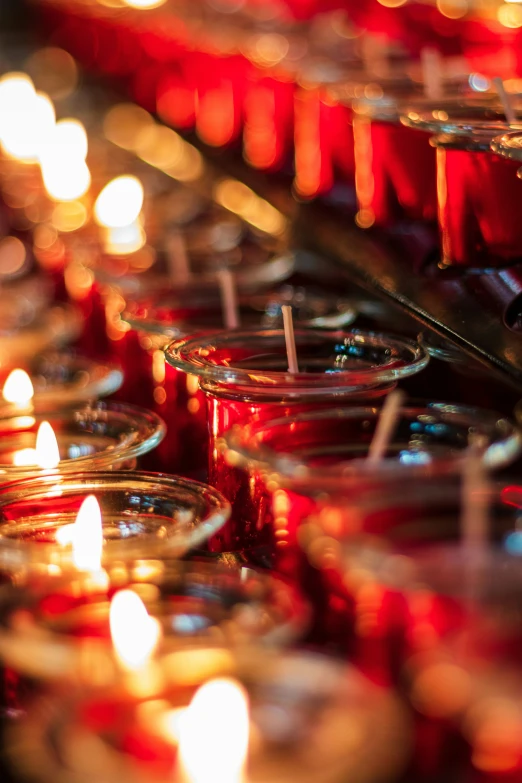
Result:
[367, 389, 406, 464]
[493, 77, 517, 126]
[218, 268, 240, 330]
[166, 229, 191, 286]
[282, 305, 299, 374]
[421, 47, 444, 101]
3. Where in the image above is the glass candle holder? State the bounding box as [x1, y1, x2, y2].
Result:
[0, 350, 123, 406]
[166, 327, 429, 553]
[0, 303, 82, 369]
[401, 99, 522, 269]
[0, 557, 307, 718]
[0, 400, 165, 480]
[0, 470, 230, 575]
[220, 402, 521, 573]
[338, 490, 522, 782]
[123, 286, 357, 477]
[352, 78, 438, 229]
[6, 649, 411, 783]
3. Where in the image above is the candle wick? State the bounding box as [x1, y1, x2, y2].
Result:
[367, 389, 406, 464]
[461, 433, 490, 604]
[421, 47, 444, 101]
[493, 77, 517, 126]
[166, 228, 191, 285]
[281, 305, 299, 374]
[217, 268, 240, 330]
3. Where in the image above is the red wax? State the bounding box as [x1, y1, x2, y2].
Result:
[438, 147, 522, 269]
[354, 116, 437, 227]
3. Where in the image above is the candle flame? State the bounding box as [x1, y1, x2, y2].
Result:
[40, 119, 91, 202]
[179, 679, 250, 783]
[94, 176, 144, 228]
[35, 421, 60, 469]
[110, 590, 161, 670]
[3, 369, 34, 405]
[124, 0, 166, 7]
[55, 495, 103, 572]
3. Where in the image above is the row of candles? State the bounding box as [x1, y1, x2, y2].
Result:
[2, 31, 522, 783]
[30, 0, 522, 294]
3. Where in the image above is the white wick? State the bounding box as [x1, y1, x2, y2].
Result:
[421, 48, 444, 100]
[367, 389, 406, 464]
[493, 77, 517, 126]
[461, 435, 490, 577]
[166, 229, 191, 286]
[281, 305, 299, 374]
[217, 268, 240, 330]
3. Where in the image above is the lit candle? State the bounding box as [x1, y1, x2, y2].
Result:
[179, 678, 249, 783]
[94, 175, 146, 255]
[12, 420, 60, 469]
[2, 368, 34, 407]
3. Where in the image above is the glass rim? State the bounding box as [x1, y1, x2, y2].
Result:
[491, 129, 522, 162]
[20, 351, 124, 406]
[0, 561, 309, 684]
[0, 400, 166, 477]
[165, 327, 429, 392]
[123, 288, 358, 340]
[96, 251, 296, 297]
[0, 470, 231, 563]
[400, 98, 521, 147]
[222, 402, 522, 485]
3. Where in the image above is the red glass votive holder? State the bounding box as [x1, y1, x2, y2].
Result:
[0, 400, 165, 481]
[5, 648, 411, 783]
[123, 286, 357, 477]
[401, 101, 522, 269]
[165, 327, 429, 554]
[351, 79, 439, 229]
[221, 401, 521, 573]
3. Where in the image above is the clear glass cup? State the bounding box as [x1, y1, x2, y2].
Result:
[5, 648, 411, 783]
[220, 401, 521, 562]
[401, 99, 522, 269]
[0, 303, 82, 369]
[166, 327, 429, 553]
[0, 470, 230, 575]
[0, 558, 307, 717]
[122, 286, 357, 476]
[0, 400, 165, 480]
[0, 350, 123, 406]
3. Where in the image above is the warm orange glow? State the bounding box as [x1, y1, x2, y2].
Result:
[55, 495, 103, 572]
[3, 369, 34, 405]
[94, 176, 144, 228]
[40, 119, 90, 202]
[498, 3, 522, 26]
[124, 0, 166, 7]
[1, 90, 55, 163]
[179, 678, 249, 783]
[214, 178, 286, 236]
[110, 590, 161, 670]
[103, 221, 146, 256]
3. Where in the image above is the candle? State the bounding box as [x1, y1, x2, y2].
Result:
[0, 400, 165, 480]
[165, 327, 429, 553]
[5, 647, 411, 783]
[401, 97, 522, 268]
[122, 286, 357, 477]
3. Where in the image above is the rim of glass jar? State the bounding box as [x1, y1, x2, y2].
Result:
[0, 470, 231, 565]
[0, 304, 83, 365]
[0, 561, 309, 684]
[123, 288, 358, 339]
[0, 400, 166, 477]
[17, 351, 124, 407]
[222, 402, 522, 486]
[490, 129, 522, 162]
[165, 327, 429, 394]
[400, 98, 522, 150]
[97, 251, 295, 297]
[6, 649, 410, 783]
